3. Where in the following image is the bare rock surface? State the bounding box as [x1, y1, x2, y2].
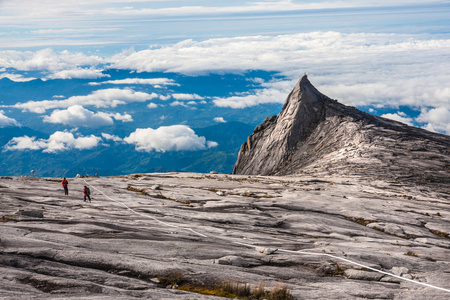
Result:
[233, 75, 450, 194]
[1, 173, 449, 299]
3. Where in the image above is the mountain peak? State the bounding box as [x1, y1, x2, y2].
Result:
[233, 77, 450, 188]
[299, 73, 311, 87]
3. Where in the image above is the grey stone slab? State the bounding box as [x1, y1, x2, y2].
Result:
[1, 173, 449, 299]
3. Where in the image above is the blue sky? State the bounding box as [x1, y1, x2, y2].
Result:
[1, 0, 450, 143]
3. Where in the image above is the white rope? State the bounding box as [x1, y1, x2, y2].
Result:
[234, 241, 450, 293]
[83, 179, 450, 294]
[83, 179, 207, 238]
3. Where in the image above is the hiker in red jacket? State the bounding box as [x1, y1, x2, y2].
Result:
[84, 185, 91, 202]
[62, 177, 69, 195]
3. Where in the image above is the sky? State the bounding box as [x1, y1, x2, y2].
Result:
[0, 0, 450, 157]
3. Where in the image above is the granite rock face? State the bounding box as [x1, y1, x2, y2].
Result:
[1, 173, 449, 299]
[233, 75, 450, 190]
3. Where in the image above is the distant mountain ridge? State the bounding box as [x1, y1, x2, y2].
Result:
[0, 121, 254, 177]
[233, 75, 450, 189]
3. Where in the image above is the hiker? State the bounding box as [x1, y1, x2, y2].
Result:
[62, 177, 69, 195]
[84, 185, 91, 202]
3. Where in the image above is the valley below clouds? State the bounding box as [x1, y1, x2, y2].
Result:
[1, 28, 450, 176]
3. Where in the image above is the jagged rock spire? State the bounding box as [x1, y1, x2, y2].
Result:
[233, 75, 332, 175]
[233, 76, 450, 181]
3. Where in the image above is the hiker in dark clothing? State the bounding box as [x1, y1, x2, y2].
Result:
[62, 177, 69, 195]
[84, 186, 91, 202]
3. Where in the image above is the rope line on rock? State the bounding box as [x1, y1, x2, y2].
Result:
[84, 179, 450, 294]
[234, 241, 450, 293]
[83, 179, 208, 238]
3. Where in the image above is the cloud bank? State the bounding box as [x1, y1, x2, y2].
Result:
[4, 131, 101, 153]
[0, 110, 20, 128]
[2, 31, 450, 134]
[110, 32, 449, 134]
[89, 78, 178, 87]
[0, 73, 36, 82]
[14, 88, 157, 113]
[109, 32, 450, 116]
[50, 68, 109, 80]
[0, 48, 105, 79]
[43, 105, 132, 127]
[417, 107, 450, 135]
[380, 113, 413, 126]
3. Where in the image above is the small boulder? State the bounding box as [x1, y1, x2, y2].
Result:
[390, 267, 409, 277]
[210, 171, 218, 174]
[344, 269, 384, 281]
[151, 185, 161, 190]
[216, 191, 226, 196]
[150, 278, 160, 284]
[255, 247, 278, 254]
[214, 255, 244, 267]
[76, 174, 84, 178]
[380, 276, 401, 283]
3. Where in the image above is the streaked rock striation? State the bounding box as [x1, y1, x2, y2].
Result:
[233, 75, 450, 191]
[1, 173, 449, 299]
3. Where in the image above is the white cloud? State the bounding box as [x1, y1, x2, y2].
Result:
[0, 110, 20, 128]
[43, 105, 114, 127]
[72, 135, 102, 150]
[248, 77, 265, 84]
[159, 95, 172, 101]
[213, 117, 226, 123]
[89, 78, 178, 86]
[170, 101, 187, 107]
[4, 136, 47, 151]
[147, 103, 158, 109]
[124, 125, 217, 152]
[101, 132, 123, 142]
[380, 113, 413, 126]
[416, 107, 450, 135]
[0, 49, 104, 79]
[110, 32, 450, 112]
[214, 81, 290, 108]
[50, 67, 109, 79]
[172, 93, 204, 100]
[2, 31, 450, 133]
[0, 73, 36, 82]
[43, 105, 133, 126]
[14, 88, 158, 113]
[111, 112, 133, 122]
[4, 131, 102, 153]
[207, 141, 219, 148]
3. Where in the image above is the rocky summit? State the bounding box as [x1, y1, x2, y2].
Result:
[233, 75, 450, 191]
